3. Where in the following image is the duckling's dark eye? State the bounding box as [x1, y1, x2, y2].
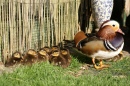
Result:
[112, 24, 115, 27]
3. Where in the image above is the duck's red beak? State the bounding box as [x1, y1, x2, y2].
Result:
[117, 29, 125, 35]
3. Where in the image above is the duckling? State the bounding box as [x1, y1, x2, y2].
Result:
[60, 48, 72, 67]
[38, 49, 49, 62]
[23, 49, 38, 65]
[40, 46, 51, 55]
[50, 50, 67, 68]
[5, 51, 23, 67]
[51, 45, 60, 52]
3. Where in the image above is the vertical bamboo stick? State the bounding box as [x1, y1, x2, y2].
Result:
[17, 0, 24, 52]
[46, 0, 50, 46]
[71, 1, 74, 39]
[53, 0, 58, 45]
[58, 1, 60, 44]
[9, 0, 13, 58]
[66, 1, 69, 40]
[43, 1, 46, 47]
[38, 0, 43, 48]
[16, 1, 21, 52]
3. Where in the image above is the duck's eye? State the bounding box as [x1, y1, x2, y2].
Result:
[112, 24, 115, 27]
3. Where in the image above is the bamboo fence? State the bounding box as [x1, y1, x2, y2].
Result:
[0, 0, 83, 62]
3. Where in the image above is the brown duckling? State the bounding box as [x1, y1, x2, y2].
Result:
[40, 46, 51, 55]
[38, 49, 49, 62]
[51, 45, 60, 52]
[50, 50, 67, 68]
[5, 51, 23, 67]
[60, 48, 72, 67]
[23, 49, 38, 65]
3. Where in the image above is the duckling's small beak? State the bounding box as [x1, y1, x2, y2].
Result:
[117, 28, 125, 35]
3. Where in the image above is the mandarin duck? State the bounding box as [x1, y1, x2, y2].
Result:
[38, 49, 49, 62]
[74, 20, 124, 69]
[23, 49, 38, 65]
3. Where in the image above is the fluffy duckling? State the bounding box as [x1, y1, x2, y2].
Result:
[40, 46, 51, 55]
[74, 20, 124, 69]
[49, 50, 67, 68]
[38, 49, 49, 62]
[60, 48, 72, 67]
[5, 51, 23, 67]
[23, 49, 38, 65]
[51, 45, 60, 52]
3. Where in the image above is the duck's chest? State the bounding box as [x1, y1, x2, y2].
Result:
[90, 42, 124, 59]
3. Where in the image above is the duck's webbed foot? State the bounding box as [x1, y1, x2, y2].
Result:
[92, 58, 109, 69]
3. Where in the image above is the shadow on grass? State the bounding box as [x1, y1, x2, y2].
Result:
[65, 47, 94, 64]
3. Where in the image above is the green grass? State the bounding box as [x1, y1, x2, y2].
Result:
[0, 56, 130, 86]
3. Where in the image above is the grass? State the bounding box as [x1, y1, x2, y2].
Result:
[0, 55, 130, 86]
